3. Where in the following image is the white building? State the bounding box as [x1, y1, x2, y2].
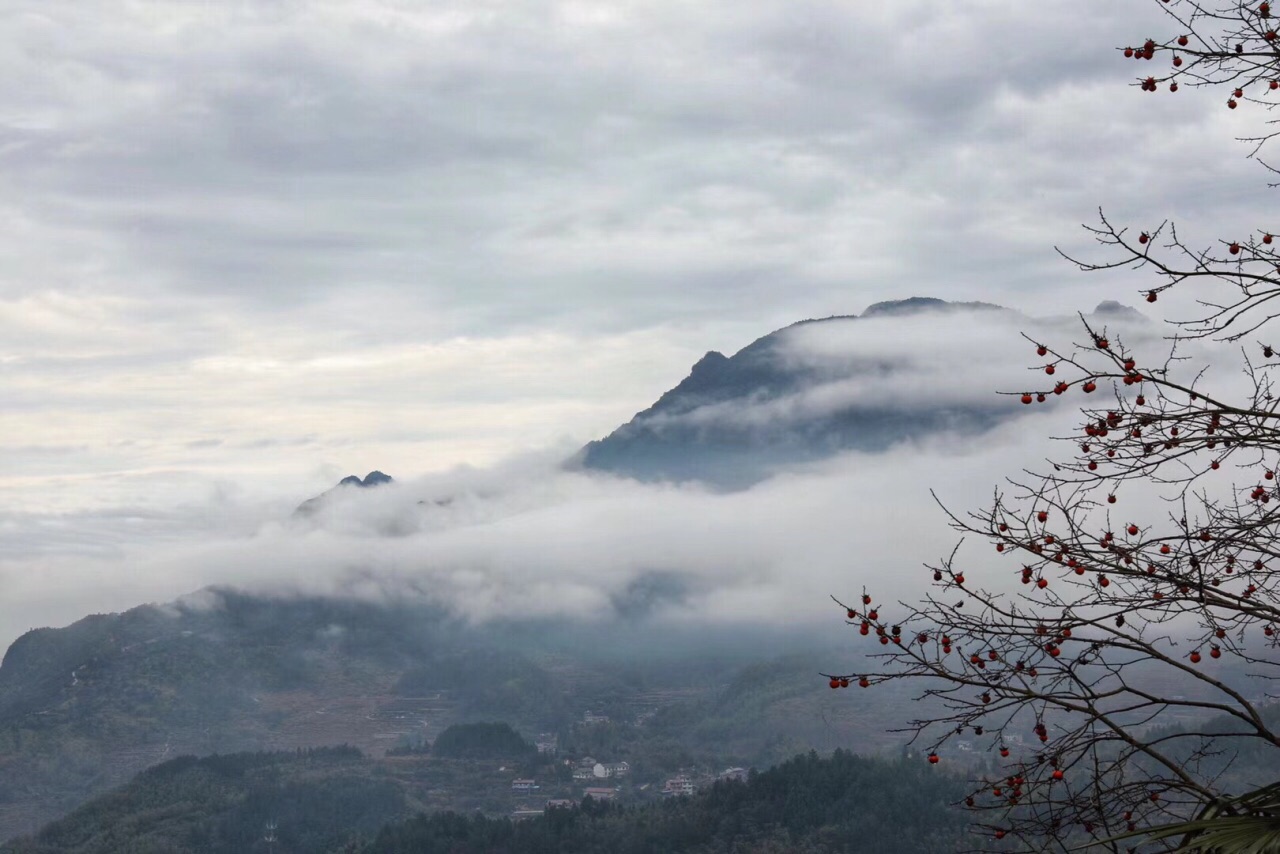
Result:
[662, 775, 695, 797]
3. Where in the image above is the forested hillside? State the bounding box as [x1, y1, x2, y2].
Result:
[367, 750, 970, 854]
[4, 749, 969, 854]
[1, 747, 405, 854]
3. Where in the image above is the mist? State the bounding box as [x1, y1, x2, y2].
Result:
[5, 304, 1247, 654]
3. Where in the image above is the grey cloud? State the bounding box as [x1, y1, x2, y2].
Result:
[1, 0, 1238, 335]
[2, 0, 1273, 651]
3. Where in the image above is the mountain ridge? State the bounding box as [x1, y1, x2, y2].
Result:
[576, 297, 1143, 487]
[577, 298, 1020, 486]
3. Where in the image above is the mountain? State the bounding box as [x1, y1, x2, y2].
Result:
[575, 297, 1152, 487]
[0, 592, 532, 841]
[576, 298, 1017, 487]
[295, 470, 394, 516]
[1090, 299, 1150, 324]
[0, 589, 906, 843]
[0, 298, 1154, 844]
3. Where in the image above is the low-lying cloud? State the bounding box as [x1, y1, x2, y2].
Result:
[4, 304, 1249, 653]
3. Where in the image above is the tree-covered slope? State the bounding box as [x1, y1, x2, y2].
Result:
[4, 749, 971, 854]
[1, 747, 406, 854]
[368, 749, 972, 854]
[0, 592, 566, 842]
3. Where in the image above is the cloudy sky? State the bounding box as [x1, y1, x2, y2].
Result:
[1, 1, 1273, 647]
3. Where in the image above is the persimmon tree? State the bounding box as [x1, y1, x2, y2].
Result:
[827, 2, 1280, 851]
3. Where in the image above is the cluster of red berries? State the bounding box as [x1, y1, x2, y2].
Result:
[1124, 25, 1280, 100]
[827, 675, 872, 689]
[1123, 39, 1157, 60]
[1249, 480, 1275, 502]
[1018, 341, 1139, 404]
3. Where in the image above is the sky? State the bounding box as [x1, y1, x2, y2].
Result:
[2, 0, 1276, 648]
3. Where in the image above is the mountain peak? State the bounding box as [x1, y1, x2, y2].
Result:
[294, 470, 395, 516]
[1090, 301, 1147, 322]
[691, 350, 728, 372]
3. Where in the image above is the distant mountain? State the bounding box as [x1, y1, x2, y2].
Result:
[0, 591, 564, 842]
[1090, 299, 1150, 324]
[295, 470, 394, 516]
[859, 296, 1006, 318]
[576, 298, 1021, 487]
[0, 588, 887, 844]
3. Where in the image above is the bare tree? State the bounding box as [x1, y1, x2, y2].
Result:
[827, 3, 1280, 851]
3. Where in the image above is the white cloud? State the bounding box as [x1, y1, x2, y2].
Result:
[0, 424, 1045, 648]
[2, 306, 1247, 651]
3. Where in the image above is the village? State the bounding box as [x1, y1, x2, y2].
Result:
[502, 711, 750, 820]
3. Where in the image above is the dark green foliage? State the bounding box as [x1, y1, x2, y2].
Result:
[429, 722, 535, 760]
[367, 749, 971, 854]
[1, 747, 403, 854]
